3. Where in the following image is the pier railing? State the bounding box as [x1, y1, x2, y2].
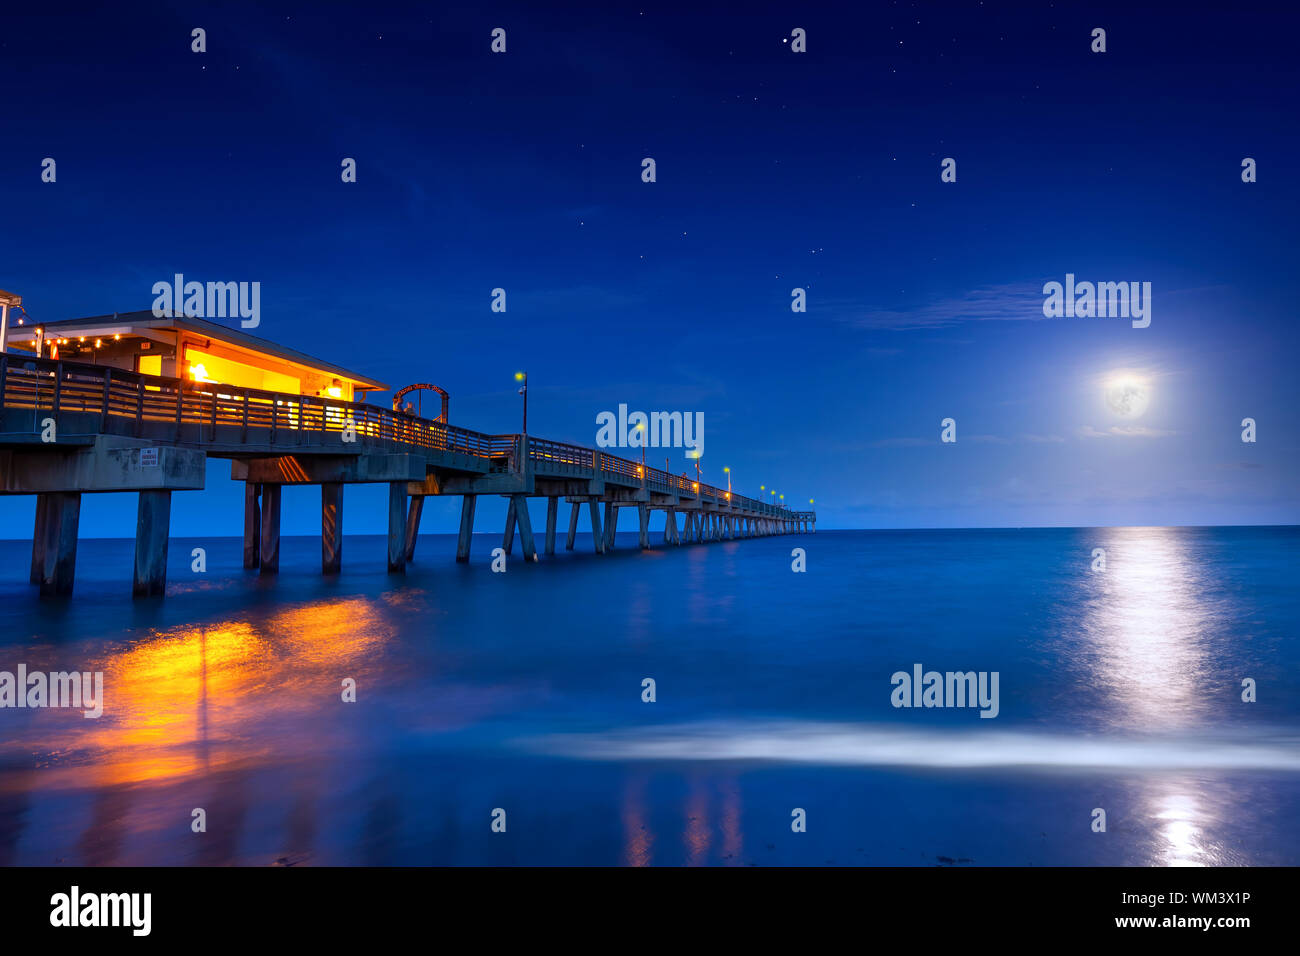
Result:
[0, 355, 508, 465]
[523, 435, 776, 512]
[1, 355, 806, 516]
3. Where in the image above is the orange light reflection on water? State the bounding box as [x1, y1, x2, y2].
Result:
[3, 596, 394, 793]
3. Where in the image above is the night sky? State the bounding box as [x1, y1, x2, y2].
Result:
[1, 1, 1296, 536]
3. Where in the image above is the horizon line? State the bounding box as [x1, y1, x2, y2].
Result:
[3, 522, 1296, 543]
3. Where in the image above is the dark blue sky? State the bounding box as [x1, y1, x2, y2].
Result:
[2, 1, 1297, 535]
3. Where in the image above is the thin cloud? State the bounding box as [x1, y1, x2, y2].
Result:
[868, 433, 1063, 447]
[1111, 425, 1178, 437]
[832, 283, 1048, 331]
[1078, 424, 1177, 438]
[868, 437, 931, 448]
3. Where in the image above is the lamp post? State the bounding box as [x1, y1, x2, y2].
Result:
[0, 290, 21, 355]
[685, 450, 701, 495]
[724, 466, 731, 494]
[514, 371, 527, 433]
[636, 422, 646, 481]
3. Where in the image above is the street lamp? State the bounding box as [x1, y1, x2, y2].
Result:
[686, 448, 702, 489]
[635, 422, 646, 479]
[0, 289, 21, 354]
[514, 371, 527, 433]
[723, 466, 731, 493]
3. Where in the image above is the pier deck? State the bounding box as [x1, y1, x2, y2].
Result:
[0, 354, 815, 595]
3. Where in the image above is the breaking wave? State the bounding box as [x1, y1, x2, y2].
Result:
[520, 720, 1300, 772]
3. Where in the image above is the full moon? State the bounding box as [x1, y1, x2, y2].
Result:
[1105, 376, 1150, 418]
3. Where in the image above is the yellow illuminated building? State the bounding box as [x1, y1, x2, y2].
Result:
[6, 310, 386, 401]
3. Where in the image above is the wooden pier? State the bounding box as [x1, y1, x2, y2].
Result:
[0, 352, 815, 596]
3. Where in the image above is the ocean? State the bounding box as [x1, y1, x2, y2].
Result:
[1, 526, 1297, 866]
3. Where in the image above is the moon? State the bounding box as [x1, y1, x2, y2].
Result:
[1105, 376, 1150, 418]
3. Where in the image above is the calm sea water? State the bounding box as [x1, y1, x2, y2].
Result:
[1, 527, 1297, 866]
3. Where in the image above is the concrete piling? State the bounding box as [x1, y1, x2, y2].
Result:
[403, 494, 423, 563]
[259, 483, 282, 574]
[387, 481, 407, 573]
[544, 497, 558, 555]
[243, 482, 261, 569]
[588, 500, 603, 554]
[456, 495, 476, 562]
[603, 501, 616, 551]
[132, 489, 172, 596]
[512, 494, 538, 561]
[29, 493, 48, 584]
[322, 482, 343, 574]
[34, 491, 81, 596]
[502, 496, 517, 555]
[565, 501, 579, 551]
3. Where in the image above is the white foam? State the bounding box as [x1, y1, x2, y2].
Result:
[520, 720, 1300, 772]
